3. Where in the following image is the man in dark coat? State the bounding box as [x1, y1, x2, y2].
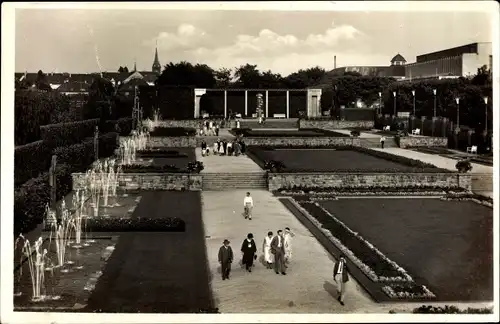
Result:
[270, 230, 286, 275]
[240, 233, 257, 272]
[218, 239, 233, 280]
[333, 255, 350, 305]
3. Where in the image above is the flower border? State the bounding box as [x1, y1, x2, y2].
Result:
[289, 198, 413, 283]
[382, 284, 436, 300]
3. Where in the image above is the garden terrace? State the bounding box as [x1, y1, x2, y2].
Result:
[229, 128, 350, 138]
[148, 127, 197, 137]
[293, 197, 493, 302]
[246, 145, 450, 173]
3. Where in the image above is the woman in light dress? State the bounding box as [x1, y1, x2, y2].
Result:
[262, 231, 274, 269]
[284, 227, 295, 265]
[213, 141, 219, 156]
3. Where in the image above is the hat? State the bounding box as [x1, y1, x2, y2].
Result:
[247, 233, 253, 239]
[223, 239, 230, 244]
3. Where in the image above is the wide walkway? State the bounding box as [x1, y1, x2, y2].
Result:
[201, 189, 375, 313]
[371, 147, 493, 174]
[196, 148, 264, 173]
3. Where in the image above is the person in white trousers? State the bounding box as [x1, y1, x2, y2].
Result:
[243, 192, 254, 220]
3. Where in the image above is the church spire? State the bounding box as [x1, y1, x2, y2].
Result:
[152, 40, 161, 75]
[133, 58, 137, 72]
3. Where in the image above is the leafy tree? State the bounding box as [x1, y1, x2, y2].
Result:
[214, 68, 233, 88]
[157, 61, 215, 88]
[234, 64, 261, 88]
[35, 70, 52, 91]
[284, 66, 327, 89]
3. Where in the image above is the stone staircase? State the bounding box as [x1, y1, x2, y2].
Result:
[359, 137, 397, 148]
[202, 172, 268, 190]
[240, 119, 298, 129]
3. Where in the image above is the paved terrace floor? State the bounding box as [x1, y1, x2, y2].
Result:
[196, 148, 264, 173]
[201, 190, 494, 313]
[371, 147, 493, 174]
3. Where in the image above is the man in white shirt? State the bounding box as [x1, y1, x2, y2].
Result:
[333, 255, 350, 306]
[243, 192, 254, 220]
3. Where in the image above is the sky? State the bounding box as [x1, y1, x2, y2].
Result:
[14, 4, 494, 76]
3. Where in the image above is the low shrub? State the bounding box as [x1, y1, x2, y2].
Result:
[137, 149, 188, 158]
[412, 305, 493, 314]
[14, 140, 52, 188]
[149, 127, 197, 137]
[117, 117, 134, 136]
[456, 160, 473, 173]
[350, 130, 360, 137]
[264, 160, 286, 172]
[40, 118, 100, 147]
[230, 128, 252, 136]
[382, 284, 435, 299]
[14, 163, 73, 236]
[72, 217, 185, 232]
[187, 161, 204, 173]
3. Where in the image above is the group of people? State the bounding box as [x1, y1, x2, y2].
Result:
[217, 228, 295, 279]
[217, 191, 351, 306]
[199, 119, 221, 137]
[200, 138, 246, 157]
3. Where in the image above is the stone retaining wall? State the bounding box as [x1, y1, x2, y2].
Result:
[300, 120, 374, 130]
[399, 136, 448, 148]
[244, 137, 361, 146]
[72, 173, 203, 191]
[268, 173, 471, 191]
[120, 136, 197, 148]
[154, 120, 201, 128]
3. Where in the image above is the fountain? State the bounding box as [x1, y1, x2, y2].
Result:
[47, 201, 75, 270]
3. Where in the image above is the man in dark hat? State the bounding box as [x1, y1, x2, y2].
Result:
[218, 239, 233, 280]
[333, 254, 350, 306]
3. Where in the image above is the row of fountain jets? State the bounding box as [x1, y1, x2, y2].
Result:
[15, 117, 160, 302]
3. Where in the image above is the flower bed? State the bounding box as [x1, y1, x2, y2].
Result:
[277, 186, 469, 197]
[441, 192, 493, 208]
[84, 217, 186, 232]
[412, 305, 493, 314]
[295, 200, 413, 282]
[382, 283, 436, 300]
[122, 164, 183, 173]
[149, 127, 197, 137]
[137, 149, 188, 158]
[230, 128, 350, 138]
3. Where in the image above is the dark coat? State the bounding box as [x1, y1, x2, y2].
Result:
[270, 235, 285, 255]
[241, 239, 257, 263]
[333, 259, 349, 282]
[218, 245, 233, 264]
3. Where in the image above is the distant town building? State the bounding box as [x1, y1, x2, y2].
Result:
[404, 42, 492, 80]
[326, 53, 407, 79]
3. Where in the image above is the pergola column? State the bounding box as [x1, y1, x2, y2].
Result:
[244, 90, 248, 117]
[286, 90, 290, 118]
[224, 90, 227, 118]
[265, 90, 269, 118]
[193, 88, 206, 118]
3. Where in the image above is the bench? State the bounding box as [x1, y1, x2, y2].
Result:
[252, 113, 258, 118]
[466, 145, 478, 154]
[411, 128, 421, 135]
[273, 113, 286, 119]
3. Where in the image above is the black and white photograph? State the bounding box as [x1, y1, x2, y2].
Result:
[1, 1, 498, 323]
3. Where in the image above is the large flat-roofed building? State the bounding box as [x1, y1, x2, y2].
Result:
[327, 54, 407, 79]
[405, 42, 492, 79]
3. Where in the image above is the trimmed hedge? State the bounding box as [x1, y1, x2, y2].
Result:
[54, 132, 118, 172]
[14, 140, 52, 188]
[137, 149, 188, 158]
[14, 163, 73, 236]
[149, 127, 197, 137]
[104, 117, 134, 136]
[40, 118, 100, 147]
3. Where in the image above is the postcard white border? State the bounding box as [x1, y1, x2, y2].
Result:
[1, 1, 498, 323]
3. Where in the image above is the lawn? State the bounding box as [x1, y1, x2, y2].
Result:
[318, 198, 493, 301]
[249, 148, 416, 172]
[85, 191, 213, 313]
[230, 128, 350, 137]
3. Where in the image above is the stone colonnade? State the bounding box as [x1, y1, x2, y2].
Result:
[193, 88, 322, 118]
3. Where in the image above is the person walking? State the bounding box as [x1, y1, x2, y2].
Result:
[283, 227, 295, 266]
[270, 230, 286, 275]
[218, 239, 233, 280]
[241, 233, 257, 272]
[243, 192, 254, 220]
[333, 255, 350, 306]
[201, 140, 207, 157]
[215, 123, 220, 136]
[262, 231, 274, 269]
[380, 136, 386, 149]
